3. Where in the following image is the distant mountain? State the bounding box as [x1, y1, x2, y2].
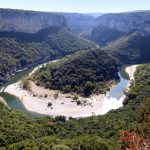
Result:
[86, 13, 103, 18]
[61, 13, 96, 33]
[96, 11, 150, 35]
[89, 11, 150, 45]
[0, 8, 66, 33]
[104, 32, 150, 64]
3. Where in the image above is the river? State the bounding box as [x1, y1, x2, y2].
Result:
[0, 64, 45, 116]
[0, 61, 132, 117]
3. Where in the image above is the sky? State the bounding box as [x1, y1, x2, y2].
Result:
[0, 0, 150, 13]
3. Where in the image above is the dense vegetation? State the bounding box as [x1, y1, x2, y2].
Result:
[104, 32, 150, 64]
[0, 27, 96, 83]
[32, 48, 119, 96]
[90, 26, 125, 46]
[0, 9, 150, 149]
[0, 64, 149, 149]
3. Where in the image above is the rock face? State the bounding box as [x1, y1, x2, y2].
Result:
[96, 11, 150, 35]
[88, 11, 150, 45]
[0, 9, 66, 33]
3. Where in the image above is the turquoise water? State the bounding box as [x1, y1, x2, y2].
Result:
[0, 64, 45, 117]
[108, 72, 129, 99]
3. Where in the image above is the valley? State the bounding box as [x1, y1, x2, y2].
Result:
[1, 58, 137, 117]
[0, 7, 149, 150]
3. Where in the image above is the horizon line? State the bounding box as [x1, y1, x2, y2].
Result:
[0, 7, 150, 14]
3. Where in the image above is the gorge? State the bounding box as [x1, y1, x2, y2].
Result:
[0, 7, 149, 150]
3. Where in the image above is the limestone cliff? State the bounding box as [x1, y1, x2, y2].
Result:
[0, 9, 66, 33]
[96, 11, 150, 35]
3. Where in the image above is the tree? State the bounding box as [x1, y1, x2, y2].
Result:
[63, 85, 71, 93]
[119, 130, 150, 150]
[21, 77, 31, 91]
[83, 81, 94, 97]
[55, 116, 66, 122]
[53, 145, 70, 150]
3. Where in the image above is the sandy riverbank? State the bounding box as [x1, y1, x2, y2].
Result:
[125, 65, 138, 80]
[4, 65, 138, 118]
[125, 65, 138, 91]
[4, 81, 105, 117]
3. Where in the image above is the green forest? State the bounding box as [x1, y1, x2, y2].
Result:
[0, 27, 96, 83]
[30, 30, 150, 97]
[0, 64, 149, 149]
[104, 32, 150, 64]
[31, 48, 119, 96]
[0, 8, 150, 150]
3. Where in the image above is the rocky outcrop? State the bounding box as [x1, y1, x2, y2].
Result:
[0, 9, 66, 33]
[96, 11, 150, 35]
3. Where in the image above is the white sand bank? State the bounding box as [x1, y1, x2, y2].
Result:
[4, 82, 105, 117]
[126, 65, 138, 80]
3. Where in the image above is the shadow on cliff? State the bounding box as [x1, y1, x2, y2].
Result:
[0, 27, 60, 42]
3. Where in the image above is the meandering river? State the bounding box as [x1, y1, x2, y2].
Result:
[0, 61, 134, 117]
[0, 65, 45, 116]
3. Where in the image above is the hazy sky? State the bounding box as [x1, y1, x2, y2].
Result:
[0, 0, 150, 13]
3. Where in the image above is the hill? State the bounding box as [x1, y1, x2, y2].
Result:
[88, 11, 150, 45]
[0, 8, 97, 84]
[90, 26, 125, 46]
[0, 27, 96, 84]
[103, 32, 150, 64]
[31, 48, 119, 96]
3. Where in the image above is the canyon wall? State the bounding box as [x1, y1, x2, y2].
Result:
[96, 11, 150, 35]
[0, 9, 66, 33]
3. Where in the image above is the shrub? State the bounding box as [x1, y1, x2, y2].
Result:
[21, 78, 31, 91]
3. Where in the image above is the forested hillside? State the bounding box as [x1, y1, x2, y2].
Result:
[0, 64, 149, 149]
[0, 27, 96, 84]
[104, 32, 150, 64]
[0, 8, 150, 150]
[90, 26, 125, 46]
[31, 48, 119, 96]
[87, 11, 150, 45]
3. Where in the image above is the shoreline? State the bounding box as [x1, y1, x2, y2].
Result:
[4, 82, 106, 118]
[4, 64, 138, 118]
[125, 64, 138, 91]
[0, 96, 9, 108]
